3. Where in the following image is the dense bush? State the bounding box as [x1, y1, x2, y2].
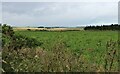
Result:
[2, 24, 14, 37]
[2, 24, 42, 72]
[2, 24, 42, 50]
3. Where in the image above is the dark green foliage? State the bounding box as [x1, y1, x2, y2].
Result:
[38, 26, 44, 28]
[2, 24, 14, 37]
[2, 24, 42, 50]
[84, 24, 120, 30]
[27, 29, 31, 31]
[2, 24, 42, 72]
[11, 35, 42, 50]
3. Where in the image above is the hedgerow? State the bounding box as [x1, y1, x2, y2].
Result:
[2, 24, 42, 50]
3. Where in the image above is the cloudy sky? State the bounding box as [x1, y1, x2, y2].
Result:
[2, 2, 118, 27]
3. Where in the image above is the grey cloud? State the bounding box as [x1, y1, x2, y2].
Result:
[2, 2, 118, 27]
[2, 0, 119, 2]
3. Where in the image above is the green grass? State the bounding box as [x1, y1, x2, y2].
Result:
[4, 30, 117, 72]
[15, 30, 118, 51]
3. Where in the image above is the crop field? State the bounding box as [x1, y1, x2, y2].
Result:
[2, 25, 119, 72]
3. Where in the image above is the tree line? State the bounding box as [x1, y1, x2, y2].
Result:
[84, 24, 120, 30]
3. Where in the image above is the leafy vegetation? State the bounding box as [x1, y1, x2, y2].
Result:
[2, 24, 42, 50]
[2, 24, 42, 72]
[2, 24, 119, 72]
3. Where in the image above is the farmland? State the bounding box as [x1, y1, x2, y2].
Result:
[15, 30, 118, 52]
[15, 30, 118, 71]
[2, 25, 119, 72]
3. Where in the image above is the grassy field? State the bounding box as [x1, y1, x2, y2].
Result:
[15, 30, 118, 51]
[14, 30, 118, 71]
[2, 26, 119, 72]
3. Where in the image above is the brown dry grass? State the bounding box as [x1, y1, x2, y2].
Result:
[13, 27, 84, 31]
[13, 27, 45, 31]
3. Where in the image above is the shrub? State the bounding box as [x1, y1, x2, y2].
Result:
[27, 29, 31, 31]
[2, 24, 42, 50]
[2, 24, 14, 37]
[2, 24, 42, 72]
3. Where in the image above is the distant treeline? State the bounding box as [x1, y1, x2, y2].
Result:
[84, 24, 120, 30]
[38, 26, 67, 29]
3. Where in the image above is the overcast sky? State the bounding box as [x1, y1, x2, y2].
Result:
[2, 2, 118, 27]
[1, 0, 119, 2]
